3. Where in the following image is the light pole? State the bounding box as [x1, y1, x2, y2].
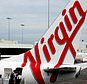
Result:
[21, 24, 24, 43]
[6, 17, 12, 40]
[48, 0, 50, 29]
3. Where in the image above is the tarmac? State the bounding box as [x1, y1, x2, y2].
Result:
[0, 69, 87, 84]
[57, 68, 87, 84]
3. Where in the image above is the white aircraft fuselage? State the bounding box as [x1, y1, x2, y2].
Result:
[0, 0, 87, 84]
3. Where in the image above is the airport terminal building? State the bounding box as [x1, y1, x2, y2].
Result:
[0, 40, 33, 59]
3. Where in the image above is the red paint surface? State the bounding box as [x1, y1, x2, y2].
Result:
[48, 34, 56, 54]
[43, 45, 51, 62]
[22, 43, 45, 84]
[41, 37, 44, 44]
[64, 15, 72, 31]
[62, 9, 66, 16]
[35, 43, 41, 64]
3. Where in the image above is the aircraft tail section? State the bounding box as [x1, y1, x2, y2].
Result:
[20, 0, 87, 84]
[22, 0, 87, 68]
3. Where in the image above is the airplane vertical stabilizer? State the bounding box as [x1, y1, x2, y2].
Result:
[22, 0, 87, 68]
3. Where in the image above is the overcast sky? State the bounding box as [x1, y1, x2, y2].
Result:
[0, 0, 86, 44]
